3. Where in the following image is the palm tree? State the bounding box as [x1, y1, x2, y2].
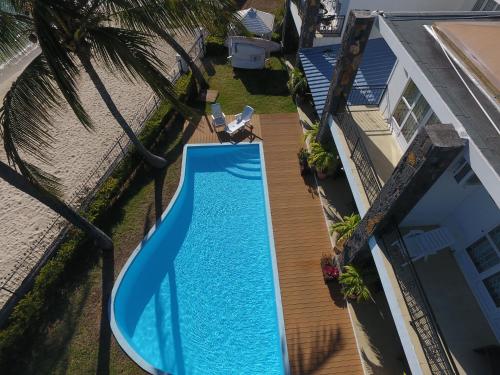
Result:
[115, 0, 240, 92]
[0, 7, 113, 248]
[0, 0, 238, 245]
[0, 160, 113, 250]
[1, 1, 241, 174]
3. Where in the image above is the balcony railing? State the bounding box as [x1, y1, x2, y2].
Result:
[336, 108, 382, 205]
[379, 225, 459, 375]
[316, 15, 345, 37]
[348, 85, 387, 106]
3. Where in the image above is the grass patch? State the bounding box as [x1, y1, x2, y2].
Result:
[204, 56, 296, 114]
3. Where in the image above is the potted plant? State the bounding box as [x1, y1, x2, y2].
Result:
[287, 68, 307, 103]
[320, 253, 339, 283]
[338, 264, 373, 303]
[297, 148, 311, 176]
[307, 141, 339, 179]
[330, 213, 361, 254]
[302, 121, 319, 144]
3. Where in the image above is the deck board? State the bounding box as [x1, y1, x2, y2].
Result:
[184, 112, 363, 374]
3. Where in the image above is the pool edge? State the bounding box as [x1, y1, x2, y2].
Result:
[109, 142, 290, 375]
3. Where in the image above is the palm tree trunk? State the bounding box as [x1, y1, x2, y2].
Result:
[0, 160, 113, 250]
[158, 29, 208, 91]
[77, 53, 167, 169]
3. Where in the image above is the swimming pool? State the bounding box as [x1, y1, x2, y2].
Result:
[110, 143, 288, 374]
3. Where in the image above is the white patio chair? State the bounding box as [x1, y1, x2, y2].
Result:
[402, 227, 454, 262]
[225, 105, 254, 137]
[237, 105, 254, 125]
[210, 103, 226, 130]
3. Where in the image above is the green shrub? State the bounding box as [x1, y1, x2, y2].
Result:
[339, 265, 374, 303]
[205, 35, 227, 56]
[0, 73, 194, 369]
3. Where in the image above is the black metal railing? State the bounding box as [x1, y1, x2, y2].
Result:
[348, 85, 387, 106]
[379, 225, 459, 375]
[336, 108, 382, 205]
[316, 15, 345, 37]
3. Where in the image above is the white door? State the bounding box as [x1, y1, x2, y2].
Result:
[464, 225, 500, 333]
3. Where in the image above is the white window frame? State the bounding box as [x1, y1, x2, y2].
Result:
[466, 227, 500, 308]
[457, 224, 500, 339]
[391, 80, 434, 150]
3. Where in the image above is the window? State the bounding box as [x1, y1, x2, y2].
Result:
[425, 112, 440, 126]
[473, 0, 500, 11]
[452, 158, 480, 186]
[467, 237, 500, 272]
[467, 225, 500, 307]
[392, 79, 434, 145]
[484, 272, 500, 307]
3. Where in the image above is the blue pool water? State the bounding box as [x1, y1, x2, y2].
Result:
[112, 144, 285, 374]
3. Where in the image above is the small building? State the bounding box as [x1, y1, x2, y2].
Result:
[226, 36, 281, 70]
[237, 7, 275, 40]
[312, 10, 500, 375]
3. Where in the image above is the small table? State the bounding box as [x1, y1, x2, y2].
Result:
[226, 118, 245, 135]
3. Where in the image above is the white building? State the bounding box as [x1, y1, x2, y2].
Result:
[286, 0, 498, 46]
[312, 10, 500, 375]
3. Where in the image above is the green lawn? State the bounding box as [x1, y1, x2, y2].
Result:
[205, 56, 296, 115]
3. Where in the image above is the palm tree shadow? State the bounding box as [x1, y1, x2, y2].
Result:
[154, 169, 167, 222]
[95, 248, 115, 375]
[289, 326, 343, 374]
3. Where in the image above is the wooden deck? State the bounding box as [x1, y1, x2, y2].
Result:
[183, 113, 363, 374]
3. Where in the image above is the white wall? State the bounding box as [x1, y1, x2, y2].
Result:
[401, 153, 499, 231]
[341, 0, 477, 16]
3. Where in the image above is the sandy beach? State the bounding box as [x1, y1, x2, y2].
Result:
[0, 32, 197, 294]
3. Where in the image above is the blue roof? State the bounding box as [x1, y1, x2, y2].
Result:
[298, 38, 397, 118]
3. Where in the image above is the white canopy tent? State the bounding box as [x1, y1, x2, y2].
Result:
[236, 8, 275, 40]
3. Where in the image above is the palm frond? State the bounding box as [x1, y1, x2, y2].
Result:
[308, 141, 335, 172]
[303, 122, 319, 142]
[339, 265, 372, 303]
[113, 0, 240, 36]
[0, 0, 31, 15]
[86, 26, 188, 112]
[330, 213, 360, 239]
[0, 6, 33, 62]
[0, 53, 63, 194]
[33, 2, 93, 129]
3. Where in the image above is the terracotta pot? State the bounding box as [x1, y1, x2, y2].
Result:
[316, 170, 327, 180]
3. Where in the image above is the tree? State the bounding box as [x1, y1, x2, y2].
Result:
[0, 160, 113, 249]
[0, 0, 238, 237]
[115, 0, 240, 92]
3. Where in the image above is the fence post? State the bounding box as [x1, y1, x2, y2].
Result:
[198, 28, 206, 57]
